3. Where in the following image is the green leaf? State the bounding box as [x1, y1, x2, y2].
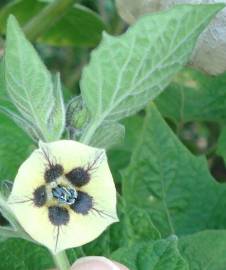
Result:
[0, 238, 53, 270]
[155, 68, 226, 123]
[40, 4, 106, 47]
[0, 61, 31, 181]
[4, 15, 65, 142]
[109, 195, 159, 254]
[0, 113, 32, 180]
[49, 73, 65, 139]
[121, 115, 145, 152]
[80, 4, 224, 143]
[83, 230, 111, 257]
[66, 95, 90, 140]
[111, 237, 188, 270]
[217, 127, 226, 162]
[0, 106, 40, 142]
[108, 114, 144, 182]
[125, 206, 161, 242]
[90, 121, 125, 149]
[179, 230, 226, 270]
[0, 0, 106, 47]
[0, 60, 12, 110]
[123, 105, 226, 237]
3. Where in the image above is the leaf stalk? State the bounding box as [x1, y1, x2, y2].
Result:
[23, 0, 76, 41]
[52, 251, 71, 270]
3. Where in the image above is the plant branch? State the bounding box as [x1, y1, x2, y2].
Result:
[23, 0, 76, 41]
[52, 251, 71, 270]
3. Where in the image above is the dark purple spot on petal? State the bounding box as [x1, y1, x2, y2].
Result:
[70, 191, 93, 215]
[44, 164, 63, 183]
[33, 185, 47, 207]
[48, 206, 69, 226]
[66, 167, 90, 187]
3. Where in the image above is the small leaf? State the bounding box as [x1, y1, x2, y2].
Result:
[80, 4, 223, 143]
[179, 230, 226, 270]
[90, 121, 125, 149]
[123, 105, 226, 237]
[111, 237, 188, 270]
[4, 16, 65, 141]
[66, 95, 90, 140]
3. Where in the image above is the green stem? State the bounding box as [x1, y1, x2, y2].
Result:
[52, 251, 71, 270]
[23, 0, 76, 41]
[77, 247, 86, 257]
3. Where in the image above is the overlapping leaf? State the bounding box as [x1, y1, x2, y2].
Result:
[111, 237, 188, 270]
[80, 4, 223, 143]
[90, 121, 125, 149]
[123, 105, 226, 237]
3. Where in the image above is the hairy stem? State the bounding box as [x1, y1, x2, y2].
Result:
[23, 0, 76, 41]
[52, 251, 71, 270]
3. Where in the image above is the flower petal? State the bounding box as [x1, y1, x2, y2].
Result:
[8, 140, 118, 253]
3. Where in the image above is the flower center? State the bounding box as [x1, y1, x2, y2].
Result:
[52, 184, 78, 205]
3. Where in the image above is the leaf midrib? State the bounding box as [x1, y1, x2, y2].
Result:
[93, 7, 219, 127]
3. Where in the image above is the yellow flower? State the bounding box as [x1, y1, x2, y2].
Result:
[8, 140, 118, 254]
